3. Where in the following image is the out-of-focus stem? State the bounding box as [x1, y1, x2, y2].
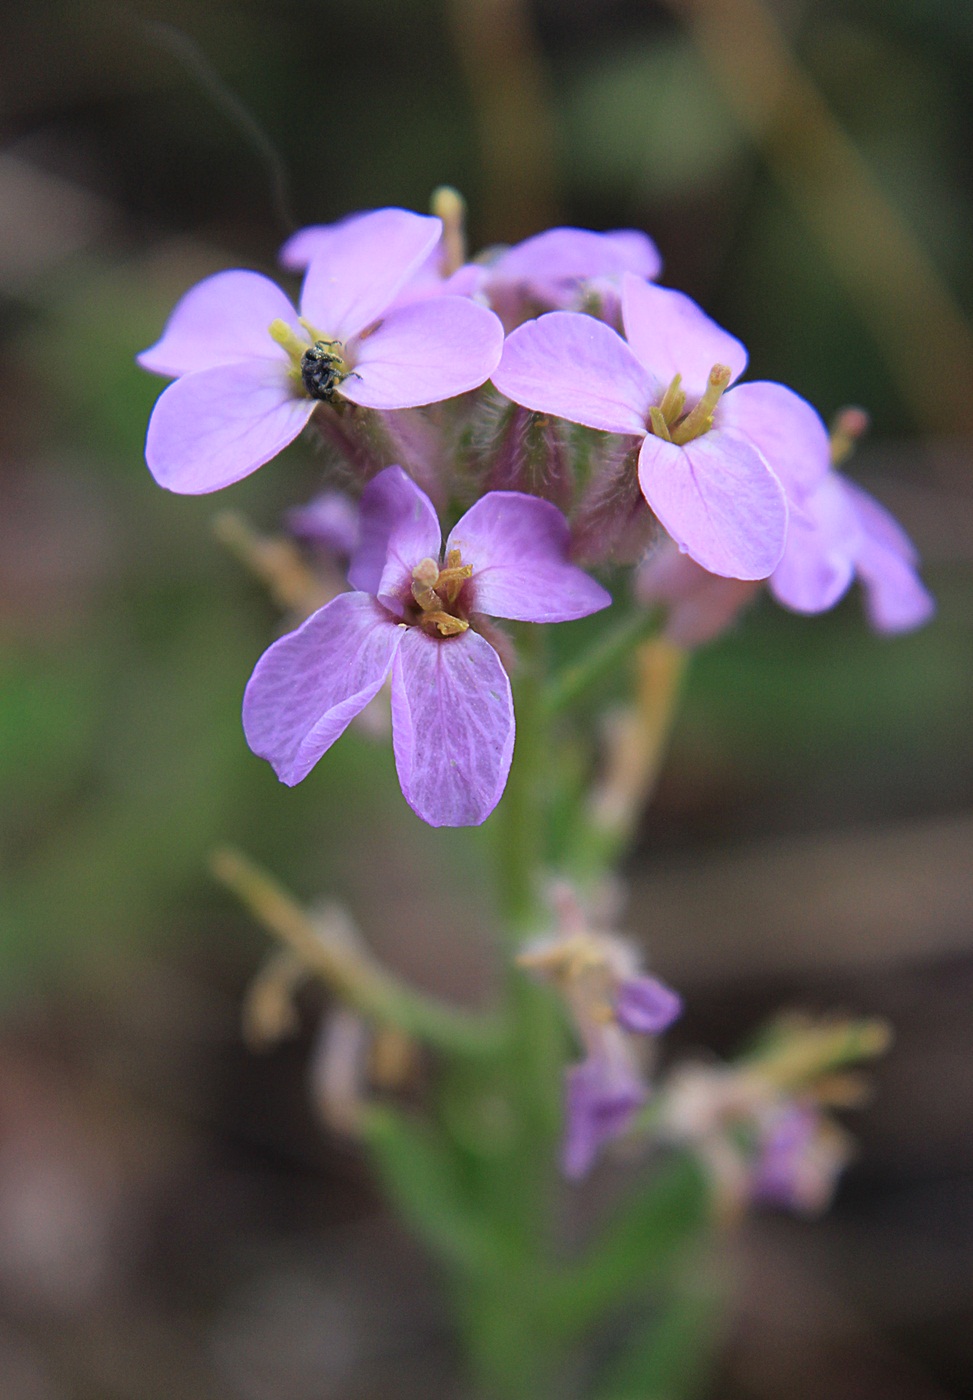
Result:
[543, 608, 662, 717]
[213, 511, 335, 617]
[668, 0, 973, 433]
[448, 0, 560, 241]
[212, 846, 501, 1055]
[585, 637, 689, 857]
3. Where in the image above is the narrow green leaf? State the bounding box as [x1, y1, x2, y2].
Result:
[547, 1154, 710, 1336]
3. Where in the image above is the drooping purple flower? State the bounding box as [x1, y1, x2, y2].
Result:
[494, 274, 801, 580]
[519, 892, 682, 1178]
[750, 1101, 851, 1215]
[563, 1029, 649, 1180]
[139, 208, 504, 494]
[242, 467, 611, 826]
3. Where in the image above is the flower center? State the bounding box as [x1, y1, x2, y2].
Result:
[646, 364, 731, 446]
[409, 549, 474, 637]
[268, 318, 357, 402]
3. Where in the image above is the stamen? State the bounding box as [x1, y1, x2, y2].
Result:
[648, 406, 672, 442]
[268, 318, 309, 363]
[411, 557, 442, 612]
[438, 558, 473, 603]
[431, 186, 467, 276]
[669, 363, 732, 445]
[658, 373, 686, 425]
[829, 406, 869, 468]
[423, 611, 470, 637]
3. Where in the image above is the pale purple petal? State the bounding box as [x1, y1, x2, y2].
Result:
[138, 270, 300, 377]
[242, 592, 404, 785]
[615, 976, 683, 1035]
[145, 359, 314, 494]
[716, 382, 831, 501]
[489, 226, 662, 305]
[493, 312, 655, 434]
[347, 466, 441, 609]
[339, 298, 504, 410]
[287, 490, 360, 558]
[638, 428, 788, 579]
[769, 474, 859, 614]
[635, 541, 758, 646]
[845, 482, 935, 632]
[856, 543, 936, 632]
[841, 480, 934, 631]
[390, 628, 515, 827]
[602, 229, 663, 280]
[842, 479, 920, 564]
[751, 1104, 819, 1208]
[562, 1037, 647, 1180]
[279, 220, 344, 271]
[446, 492, 612, 622]
[299, 208, 442, 342]
[621, 275, 748, 400]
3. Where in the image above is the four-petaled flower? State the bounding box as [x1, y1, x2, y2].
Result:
[492, 273, 821, 580]
[139, 208, 504, 494]
[637, 407, 934, 642]
[242, 466, 611, 827]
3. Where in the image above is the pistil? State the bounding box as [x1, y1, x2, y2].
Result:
[669, 364, 732, 445]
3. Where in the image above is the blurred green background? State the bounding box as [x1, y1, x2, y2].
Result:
[0, 1, 971, 1397]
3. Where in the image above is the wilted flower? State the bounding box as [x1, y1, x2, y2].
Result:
[242, 466, 611, 826]
[519, 884, 682, 1178]
[139, 208, 504, 493]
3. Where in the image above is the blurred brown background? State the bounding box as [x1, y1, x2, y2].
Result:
[1, 0, 971, 1395]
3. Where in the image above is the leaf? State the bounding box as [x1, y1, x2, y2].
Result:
[362, 1104, 507, 1277]
[593, 1282, 725, 1400]
[547, 1153, 710, 1337]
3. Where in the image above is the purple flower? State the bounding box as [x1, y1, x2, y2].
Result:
[637, 470, 934, 641]
[750, 1102, 851, 1215]
[242, 467, 611, 826]
[493, 274, 802, 580]
[287, 490, 360, 562]
[519, 898, 682, 1178]
[139, 208, 504, 494]
[281, 211, 486, 309]
[563, 1029, 649, 1180]
[483, 226, 662, 330]
[770, 474, 935, 630]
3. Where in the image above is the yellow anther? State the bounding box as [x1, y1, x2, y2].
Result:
[670, 363, 732, 445]
[431, 186, 467, 276]
[829, 406, 870, 467]
[268, 318, 309, 364]
[658, 373, 686, 425]
[423, 611, 470, 637]
[648, 406, 672, 442]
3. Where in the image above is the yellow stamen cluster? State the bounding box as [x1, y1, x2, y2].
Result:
[517, 933, 616, 1025]
[411, 549, 473, 636]
[649, 364, 732, 445]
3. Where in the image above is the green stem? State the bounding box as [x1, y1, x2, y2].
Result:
[543, 607, 661, 717]
[212, 846, 502, 1056]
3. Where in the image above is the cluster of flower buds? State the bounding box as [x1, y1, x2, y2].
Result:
[139, 195, 933, 826]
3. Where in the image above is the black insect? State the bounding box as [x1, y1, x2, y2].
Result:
[300, 340, 354, 402]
